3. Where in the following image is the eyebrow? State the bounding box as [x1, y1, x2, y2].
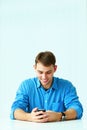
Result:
[37, 70, 52, 73]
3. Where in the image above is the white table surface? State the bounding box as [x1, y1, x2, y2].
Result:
[0, 117, 87, 130]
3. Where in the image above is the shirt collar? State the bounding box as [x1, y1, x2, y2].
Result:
[36, 78, 41, 88]
[51, 77, 59, 90]
[36, 77, 58, 90]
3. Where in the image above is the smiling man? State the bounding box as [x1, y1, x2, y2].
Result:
[10, 51, 83, 122]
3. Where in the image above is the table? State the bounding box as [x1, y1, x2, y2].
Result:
[0, 117, 87, 130]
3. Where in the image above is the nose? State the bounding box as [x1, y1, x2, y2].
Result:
[42, 73, 47, 79]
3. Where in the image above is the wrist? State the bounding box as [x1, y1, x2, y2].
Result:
[57, 113, 63, 121]
[25, 113, 31, 121]
[61, 112, 67, 121]
[57, 112, 67, 121]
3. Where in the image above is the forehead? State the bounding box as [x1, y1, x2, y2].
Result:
[36, 63, 54, 71]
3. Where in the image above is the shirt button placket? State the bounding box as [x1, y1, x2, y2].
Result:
[44, 92, 48, 110]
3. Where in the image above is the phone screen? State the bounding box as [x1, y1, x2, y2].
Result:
[37, 109, 46, 112]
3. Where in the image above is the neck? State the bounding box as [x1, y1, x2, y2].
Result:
[41, 79, 53, 90]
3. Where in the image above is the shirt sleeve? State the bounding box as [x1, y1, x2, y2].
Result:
[64, 82, 83, 119]
[10, 81, 29, 119]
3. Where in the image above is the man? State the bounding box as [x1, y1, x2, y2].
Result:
[10, 51, 83, 122]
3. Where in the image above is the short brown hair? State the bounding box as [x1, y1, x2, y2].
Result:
[35, 51, 56, 66]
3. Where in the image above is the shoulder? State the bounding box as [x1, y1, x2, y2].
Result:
[18, 77, 38, 90]
[54, 77, 75, 90]
[54, 77, 72, 84]
[20, 77, 38, 86]
[16, 77, 39, 94]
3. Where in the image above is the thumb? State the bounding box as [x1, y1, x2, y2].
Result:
[32, 107, 38, 112]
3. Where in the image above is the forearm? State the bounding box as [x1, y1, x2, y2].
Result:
[13, 108, 77, 122]
[63, 109, 77, 120]
[14, 109, 31, 121]
[47, 109, 77, 122]
[14, 108, 48, 123]
[55, 109, 77, 122]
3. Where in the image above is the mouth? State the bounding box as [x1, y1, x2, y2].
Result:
[41, 79, 48, 84]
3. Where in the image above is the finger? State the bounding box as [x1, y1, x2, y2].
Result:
[37, 117, 48, 123]
[32, 107, 38, 112]
[36, 113, 48, 119]
[36, 111, 44, 115]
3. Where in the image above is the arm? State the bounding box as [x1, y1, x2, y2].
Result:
[14, 108, 48, 123]
[10, 81, 29, 120]
[14, 109, 30, 121]
[46, 82, 83, 122]
[14, 108, 77, 122]
[10, 80, 48, 122]
[45, 108, 77, 122]
[64, 83, 83, 119]
[62, 109, 77, 120]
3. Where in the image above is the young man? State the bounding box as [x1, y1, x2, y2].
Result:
[10, 51, 83, 123]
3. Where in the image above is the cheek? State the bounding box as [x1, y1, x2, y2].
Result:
[46, 74, 53, 79]
[49, 73, 54, 77]
[36, 73, 41, 78]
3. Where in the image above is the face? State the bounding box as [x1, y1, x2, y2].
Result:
[34, 62, 57, 89]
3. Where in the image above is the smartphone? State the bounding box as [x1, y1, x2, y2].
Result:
[37, 109, 46, 117]
[37, 109, 46, 112]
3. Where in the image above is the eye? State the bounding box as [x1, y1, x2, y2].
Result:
[46, 71, 52, 74]
[38, 71, 43, 74]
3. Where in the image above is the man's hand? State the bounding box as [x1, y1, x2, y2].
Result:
[45, 110, 62, 122]
[28, 108, 48, 123]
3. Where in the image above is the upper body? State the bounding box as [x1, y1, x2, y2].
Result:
[10, 51, 83, 123]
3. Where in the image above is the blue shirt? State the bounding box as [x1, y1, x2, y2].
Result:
[10, 77, 83, 119]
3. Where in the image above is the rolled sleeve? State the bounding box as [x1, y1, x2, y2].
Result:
[10, 82, 29, 119]
[64, 84, 83, 119]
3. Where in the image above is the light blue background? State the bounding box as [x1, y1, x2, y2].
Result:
[0, 0, 87, 119]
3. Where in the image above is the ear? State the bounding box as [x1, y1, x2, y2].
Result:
[54, 65, 57, 72]
[33, 65, 36, 70]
